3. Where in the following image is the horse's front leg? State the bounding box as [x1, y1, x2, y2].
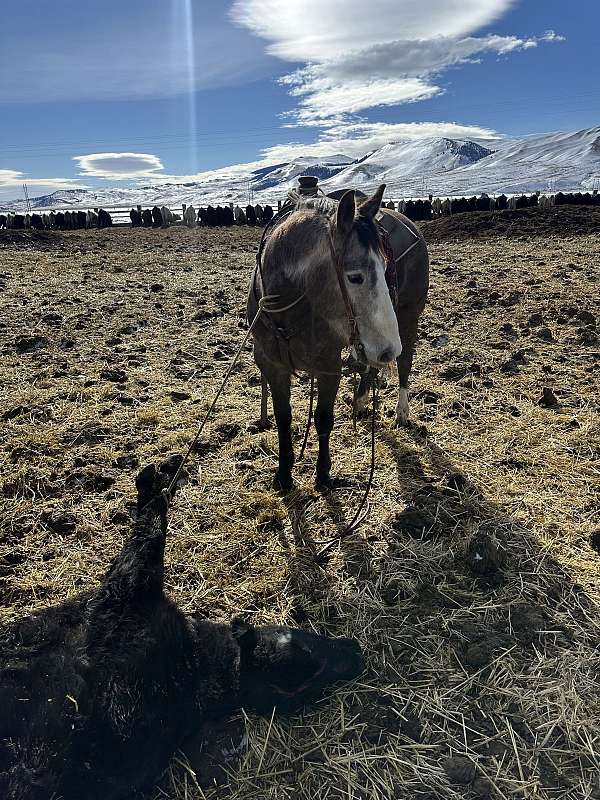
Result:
[266, 368, 294, 493]
[314, 373, 341, 490]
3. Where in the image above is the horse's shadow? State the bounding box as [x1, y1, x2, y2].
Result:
[276, 404, 599, 661]
[269, 413, 599, 794]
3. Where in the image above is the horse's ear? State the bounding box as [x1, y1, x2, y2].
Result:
[358, 184, 386, 220]
[336, 190, 356, 237]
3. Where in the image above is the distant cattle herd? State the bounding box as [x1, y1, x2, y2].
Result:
[0, 191, 597, 230]
[394, 190, 600, 221]
[0, 203, 276, 231]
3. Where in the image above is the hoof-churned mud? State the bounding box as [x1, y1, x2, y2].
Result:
[1, 208, 599, 799]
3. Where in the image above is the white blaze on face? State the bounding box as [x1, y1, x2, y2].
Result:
[350, 250, 402, 366]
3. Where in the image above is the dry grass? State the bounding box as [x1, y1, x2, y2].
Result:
[1, 218, 599, 800]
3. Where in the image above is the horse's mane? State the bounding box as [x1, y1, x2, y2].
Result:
[284, 188, 382, 252]
[286, 190, 338, 218]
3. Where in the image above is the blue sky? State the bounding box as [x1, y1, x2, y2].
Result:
[0, 0, 598, 200]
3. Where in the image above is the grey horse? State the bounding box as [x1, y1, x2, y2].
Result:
[248, 184, 428, 493]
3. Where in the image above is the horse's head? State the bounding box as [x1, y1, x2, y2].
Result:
[333, 185, 402, 367]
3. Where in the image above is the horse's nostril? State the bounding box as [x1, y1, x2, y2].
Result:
[378, 348, 395, 363]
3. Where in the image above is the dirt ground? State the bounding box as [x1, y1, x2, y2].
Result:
[1, 207, 599, 800]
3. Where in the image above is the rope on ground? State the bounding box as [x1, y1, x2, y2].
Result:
[316, 380, 378, 559]
[156, 293, 305, 509]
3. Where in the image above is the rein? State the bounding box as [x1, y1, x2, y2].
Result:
[316, 380, 378, 559]
[150, 292, 305, 512]
[154, 199, 383, 539]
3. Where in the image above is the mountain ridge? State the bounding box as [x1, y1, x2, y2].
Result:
[2, 127, 599, 211]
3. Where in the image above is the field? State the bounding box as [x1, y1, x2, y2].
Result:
[1, 207, 599, 800]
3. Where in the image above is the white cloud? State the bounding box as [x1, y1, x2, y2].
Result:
[232, 1, 565, 127]
[231, 0, 516, 61]
[283, 78, 441, 126]
[0, 170, 24, 186]
[74, 153, 165, 179]
[279, 32, 558, 124]
[260, 121, 500, 162]
[0, 168, 88, 191]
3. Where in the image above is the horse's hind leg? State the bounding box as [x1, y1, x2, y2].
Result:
[395, 306, 423, 426]
[314, 372, 341, 490]
[265, 368, 294, 493]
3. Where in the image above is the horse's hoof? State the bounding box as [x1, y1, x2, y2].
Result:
[255, 418, 272, 431]
[315, 474, 334, 493]
[273, 473, 294, 494]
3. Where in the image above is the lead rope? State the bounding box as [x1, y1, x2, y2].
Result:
[151, 292, 305, 511]
[316, 380, 378, 559]
[298, 374, 315, 461]
[155, 207, 378, 541]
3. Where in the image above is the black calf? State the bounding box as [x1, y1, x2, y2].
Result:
[0, 458, 362, 800]
[129, 208, 142, 226]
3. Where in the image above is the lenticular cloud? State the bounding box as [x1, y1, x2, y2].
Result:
[74, 153, 165, 180]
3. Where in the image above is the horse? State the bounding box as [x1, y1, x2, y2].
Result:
[247, 183, 429, 493]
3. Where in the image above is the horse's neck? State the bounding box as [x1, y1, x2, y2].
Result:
[267, 213, 328, 287]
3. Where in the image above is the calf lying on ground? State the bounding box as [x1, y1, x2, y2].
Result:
[0, 457, 363, 800]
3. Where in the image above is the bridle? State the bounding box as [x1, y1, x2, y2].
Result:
[325, 220, 366, 361]
[253, 202, 370, 365]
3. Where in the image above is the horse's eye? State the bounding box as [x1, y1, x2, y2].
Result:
[347, 274, 364, 285]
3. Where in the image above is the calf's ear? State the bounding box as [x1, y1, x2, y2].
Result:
[336, 190, 356, 238]
[358, 184, 386, 220]
[135, 464, 157, 510]
[231, 617, 257, 652]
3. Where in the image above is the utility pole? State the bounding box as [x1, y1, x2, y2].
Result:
[23, 183, 32, 213]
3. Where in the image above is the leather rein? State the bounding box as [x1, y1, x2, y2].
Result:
[325, 222, 364, 360]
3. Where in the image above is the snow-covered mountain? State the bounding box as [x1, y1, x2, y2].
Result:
[325, 138, 493, 188]
[323, 127, 600, 197]
[3, 127, 599, 212]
